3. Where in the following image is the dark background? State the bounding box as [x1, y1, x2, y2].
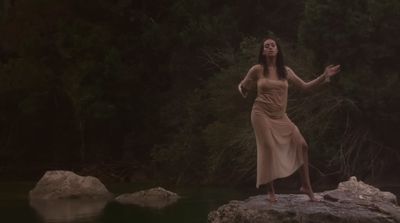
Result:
[0, 0, 399, 186]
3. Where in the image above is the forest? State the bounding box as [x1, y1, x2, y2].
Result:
[0, 0, 399, 186]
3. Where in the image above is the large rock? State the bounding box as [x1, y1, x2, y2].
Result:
[29, 170, 113, 200]
[208, 176, 400, 223]
[115, 187, 180, 208]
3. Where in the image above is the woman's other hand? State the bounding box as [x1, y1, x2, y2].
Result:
[323, 64, 341, 82]
[238, 84, 248, 98]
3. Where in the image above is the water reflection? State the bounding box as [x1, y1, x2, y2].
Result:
[30, 199, 108, 223]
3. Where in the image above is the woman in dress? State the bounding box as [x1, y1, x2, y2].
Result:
[238, 36, 340, 202]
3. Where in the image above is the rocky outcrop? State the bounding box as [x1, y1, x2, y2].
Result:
[29, 170, 113, 200]
[208, 176, 400, 223]
[115, 187, 180, 208]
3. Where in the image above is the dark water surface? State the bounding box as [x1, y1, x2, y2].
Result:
[0, 182, 258, 223]
[0, 182, 399, 223]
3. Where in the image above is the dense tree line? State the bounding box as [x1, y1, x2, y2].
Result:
[0, 0, 398, 184]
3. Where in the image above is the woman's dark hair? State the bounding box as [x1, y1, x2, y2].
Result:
[258, 36, 287, 80]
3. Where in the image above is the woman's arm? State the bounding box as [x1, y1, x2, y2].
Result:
[286, 65, 340, 91]
[238, 64, 261, 98]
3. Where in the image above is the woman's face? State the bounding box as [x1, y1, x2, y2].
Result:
[263, 39, 278, 57]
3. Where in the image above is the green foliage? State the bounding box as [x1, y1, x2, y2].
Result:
[300, 0, 400, 178]
[151, 37, 256, 184]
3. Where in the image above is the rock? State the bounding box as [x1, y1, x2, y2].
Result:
[29, 170, 113, 200]
[323, 176, 398, 205]
[208, 176, 400, 223]
[115, 187, 180, 208]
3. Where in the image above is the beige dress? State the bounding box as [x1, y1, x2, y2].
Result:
[240, 73, 306, 188]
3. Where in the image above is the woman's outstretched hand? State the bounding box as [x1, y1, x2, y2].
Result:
[238, 84, 247, 98]
[324, 64, 341, 81]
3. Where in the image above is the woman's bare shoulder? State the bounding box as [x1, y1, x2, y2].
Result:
[251, 64, 263, 71]
[285, 66, 295, 78]
[248, 64, 263, 77]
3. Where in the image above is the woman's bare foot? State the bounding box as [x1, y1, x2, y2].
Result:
[300, 186, 320, 202]
[266, 193, 278, 202]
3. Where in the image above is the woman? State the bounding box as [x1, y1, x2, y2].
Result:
[238, 36, 340, 202]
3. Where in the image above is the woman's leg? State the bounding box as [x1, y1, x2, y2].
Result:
[299, 143, 319, 201]
[267, 181, 277, 202]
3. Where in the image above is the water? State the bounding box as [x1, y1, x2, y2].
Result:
[1, 182, 399, 223]
[0, 182, 258, 223]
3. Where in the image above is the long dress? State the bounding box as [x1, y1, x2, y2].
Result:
[241, 75, 306, 188]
